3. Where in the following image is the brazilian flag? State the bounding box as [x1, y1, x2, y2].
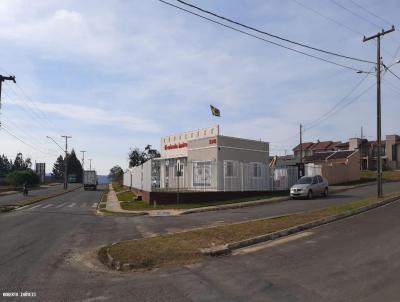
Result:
[210, 105, 221, 117]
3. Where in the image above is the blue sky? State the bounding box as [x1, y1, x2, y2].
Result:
[0, 0, 399, 174]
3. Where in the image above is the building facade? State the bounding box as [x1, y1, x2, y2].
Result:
[157, 125, 270, 191]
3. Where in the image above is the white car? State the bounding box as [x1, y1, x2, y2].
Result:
[290, 175, 329, 199]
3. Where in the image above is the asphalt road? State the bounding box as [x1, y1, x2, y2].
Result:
[0, 184, 66, 206]
[0, 182, 399, 301]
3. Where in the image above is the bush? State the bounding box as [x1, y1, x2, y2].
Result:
[5, 170, 40, 187]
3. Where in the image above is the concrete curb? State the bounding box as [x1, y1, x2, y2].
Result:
[179, 196, 289, 215]
[104, 243, 139, 271]
[1, 185, 82, 211]
[200, 194, 400, 256]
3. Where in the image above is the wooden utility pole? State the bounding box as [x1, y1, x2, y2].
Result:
[62, 135, 72, 189]
[363, 25, 395, 198]
[80, 150, 86, 170]
[299, 124, 303, 165]
[0, 75, 16, 127]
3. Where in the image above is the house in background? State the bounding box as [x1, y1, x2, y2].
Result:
[303, 150, 360, 185]
[293, 140, 341, 160]
[291, 134, 400, 171]
[347, 134, 400, 170]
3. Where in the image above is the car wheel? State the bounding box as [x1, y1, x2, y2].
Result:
[323, 187, 328, 197]
[307, 190, 313, 199]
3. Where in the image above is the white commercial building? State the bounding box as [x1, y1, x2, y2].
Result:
[124, 125, 275, 192]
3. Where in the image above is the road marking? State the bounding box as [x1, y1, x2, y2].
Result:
[42, 204, 54, 209]
[91, 203, 98, 208]
[233, 231, 314, 256]
[28, 204, 43, 210]
[68, 202, 76, 208]
[55, 203, 67, 208]
[15, 205, 29, 211]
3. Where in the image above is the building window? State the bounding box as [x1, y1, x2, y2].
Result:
[211, 128, 214, 134]
[197, 131, 199, 137]
[193, 161, 211, 186]
[204, 130, 206, 135]
[224, 161, 238, 177]
[185, 134, 187, 139]
[251, 162, 262, 177]
[191, 133, 193, 138]
[393, 145, 398, 161]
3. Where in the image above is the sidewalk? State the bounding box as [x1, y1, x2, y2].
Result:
[105, 184, 147, 214]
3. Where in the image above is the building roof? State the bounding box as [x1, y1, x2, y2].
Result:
[304, 152, 334, 162]
[293, 142, 314, 152]
[328, 150, 355, 160]
[310, 141, 336, 151]
[304, 150, 357, 162]
[334, 142, 349, 149]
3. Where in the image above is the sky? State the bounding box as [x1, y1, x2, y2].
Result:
[0, 0, 399, 175]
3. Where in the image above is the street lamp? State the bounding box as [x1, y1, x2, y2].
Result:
[46, 135, 71, 189]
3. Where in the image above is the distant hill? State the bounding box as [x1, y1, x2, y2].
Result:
[97, 175, 110, 184]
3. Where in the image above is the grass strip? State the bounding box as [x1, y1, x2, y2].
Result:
[117, 191, 135, 202]
[112, 182, 126, 193]
[120, 192, 288, 211]
[361, 170, 400, 181]
[102, 191, 400, 270]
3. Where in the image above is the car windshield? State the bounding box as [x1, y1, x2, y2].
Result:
[297, 177, 312, 184]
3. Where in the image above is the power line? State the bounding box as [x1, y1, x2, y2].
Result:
[157, 0, 366, 72]
[384, 66, 400, 81]
[1, 116, 59, 155]
[303, 72, 371, 129]
[1, 124, 58, 156]
[175, 0, 374, 64]
[14, 81, 66, 135]
[0, 66, 65, 135]
[348, 0, 394, 27]
[292, 0, 396, 60]
[2, 88, 60, 138]
[330, 0, 382, 29]
[304, 82, 375, 131]
[291, 0, 363, 36]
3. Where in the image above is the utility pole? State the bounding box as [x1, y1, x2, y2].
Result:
[80, 150, 86, 170]
[360, 126, 363, 170]
[62, 135, 72, 189]
[299, 124, 303, 164]
[363, 25, 395, 198]
[299, 123, 303, 178]
[89, 159, 92, 171]
[0, 75, 16, 127]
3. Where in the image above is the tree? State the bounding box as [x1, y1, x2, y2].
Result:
[108, 165, 123, 182]
[0, 154, 12, 177]
[67, 149, 83, 182]
[52, 155, 65, 177]
[12, 153, 31, 171]
[128, 145, 160, 168]
[128, 148, 147, 168]
[6, 169, 39, 186]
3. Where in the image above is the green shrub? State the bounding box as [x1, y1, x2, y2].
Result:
[5, 169, 40, 187]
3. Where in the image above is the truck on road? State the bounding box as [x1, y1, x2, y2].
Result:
[83, 170, 97, 190]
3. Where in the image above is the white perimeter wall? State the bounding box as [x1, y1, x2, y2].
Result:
[123, 160, 153, 192]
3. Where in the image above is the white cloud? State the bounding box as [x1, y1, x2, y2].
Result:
[4, 99, 162, 134]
